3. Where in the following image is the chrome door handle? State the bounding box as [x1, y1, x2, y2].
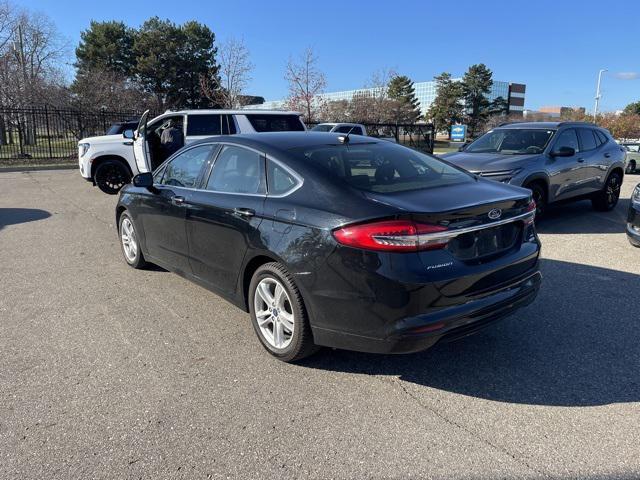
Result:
[171, 195, 186, 206]
[604, 153, 611, 158]
[233, 207, 255, 217]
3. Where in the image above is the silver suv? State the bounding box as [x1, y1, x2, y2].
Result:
[442, 122, 626, 215]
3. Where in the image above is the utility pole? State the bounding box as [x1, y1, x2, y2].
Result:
[593, 69, 607, 121]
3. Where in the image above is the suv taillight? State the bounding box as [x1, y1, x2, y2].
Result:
[333, 220, 449, 252]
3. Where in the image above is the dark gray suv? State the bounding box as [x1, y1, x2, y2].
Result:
[442, 122, 626, 215]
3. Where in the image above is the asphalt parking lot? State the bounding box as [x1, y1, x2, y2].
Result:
[1, 169, 639, 479]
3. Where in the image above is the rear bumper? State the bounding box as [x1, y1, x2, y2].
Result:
[311, 269, 541, 354]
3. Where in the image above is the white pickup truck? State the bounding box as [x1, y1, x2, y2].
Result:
[78, 109, 306, 194]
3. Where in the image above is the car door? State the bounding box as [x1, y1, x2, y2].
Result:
[186, 144, 266, 296]
[548, 128, 585, 201]
[133, 110, 151, 174]
[136, 144, 216, 274]
[576, 128, 603, 194]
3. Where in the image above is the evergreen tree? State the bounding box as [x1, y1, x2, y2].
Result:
[387, 75, 421, 123]
[75, 21, 136, 77]
[461, 64, 493, 136]
[427, 72, 464, 136]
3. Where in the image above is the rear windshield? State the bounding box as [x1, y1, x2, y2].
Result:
[466, 128, 555, 154]
[245, 114, 305, 132]
[291, 142, 472, 193]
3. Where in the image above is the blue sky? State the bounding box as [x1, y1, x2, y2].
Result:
[21, 0, 640, 112]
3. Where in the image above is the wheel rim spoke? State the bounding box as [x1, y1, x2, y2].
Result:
[279, 311, 294, 332]
[257, 282, 274, 305]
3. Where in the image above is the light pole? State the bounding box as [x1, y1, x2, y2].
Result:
[593, 69, 607, 120]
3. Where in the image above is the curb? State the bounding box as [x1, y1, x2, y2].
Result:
[0, 164, 76, 173]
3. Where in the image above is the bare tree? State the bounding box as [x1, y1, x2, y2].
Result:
[284, 47, 326, 122]
[0, 5, 68, 146]
[200, 36, 253, 108]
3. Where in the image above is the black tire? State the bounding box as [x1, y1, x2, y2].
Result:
[118, 212, 147, 269]
[626, 160, 636, 174]
[95, 160, 131, 195]
[248, 262, 318, 362]
[526, 182, 547, 218]
[591, 171, 622, 211]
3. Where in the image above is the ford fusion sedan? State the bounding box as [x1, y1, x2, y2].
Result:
[116, 132, 541, 362]
[442, 122, 626, 216]
[627, 183, 640, 247]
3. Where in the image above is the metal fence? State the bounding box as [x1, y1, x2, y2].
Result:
[0, 107, 144, 162]
[307, 122, 435, 153]
[0, 107, 436, 164]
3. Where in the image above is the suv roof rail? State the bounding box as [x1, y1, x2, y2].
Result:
[498, 121, 524, 127]
[556, 121, 595, 127]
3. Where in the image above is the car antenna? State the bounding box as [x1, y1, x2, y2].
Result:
[338, 126, 355, 144]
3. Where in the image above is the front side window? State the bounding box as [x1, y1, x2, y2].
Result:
[578, 128, 597, 151]
[553, 129, 579, 153]
[335, 125, 362, 134]
[187, 114, 222, 136]
[245, 114, 305, 132]
[291, 142, 472, 194]
[267, 159, 300, 195]
[207, 145, 265, 194]
[159, 144, 215, 188]
[466, 129, 554, 154]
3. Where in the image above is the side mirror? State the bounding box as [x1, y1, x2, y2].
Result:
[123, 129, 135, 140]
[550, 146, 575, 158]
[132, 172, 153, 188]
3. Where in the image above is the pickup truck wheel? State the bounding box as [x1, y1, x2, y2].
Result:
[591, 172, 621, 211]
[95, 160, 131, 195]
[626, 160, 636, 174]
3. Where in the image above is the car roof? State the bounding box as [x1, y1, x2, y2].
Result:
[191, 131, 379, 150]
[496, 121, 598, 129]
[162, 109, 302, 116]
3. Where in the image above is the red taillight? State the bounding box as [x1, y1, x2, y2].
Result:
[524, 200, 536, 225]
[333, 219, 449, 252]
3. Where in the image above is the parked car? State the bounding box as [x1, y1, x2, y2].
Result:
[115, 132, 541, 362]
[441, 122, 626, 216]
[311, 122, 367, 135]
[311, 122, 397, 142]
[105, 119, 140, 136]
[622, 143, 640, 174]
[627, 183, 640, 247]
[78, 109, 306, 194]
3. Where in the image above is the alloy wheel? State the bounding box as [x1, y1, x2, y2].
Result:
[253, 277, 295, 349]
[120, 217, 138, 263]
[606, 175, 621, 207]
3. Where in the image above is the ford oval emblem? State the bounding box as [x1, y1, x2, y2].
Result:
[488, 209, 502, 220]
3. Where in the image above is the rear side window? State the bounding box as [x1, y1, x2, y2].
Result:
[222, 115, 237, 134]
[267, 159, 300, 195]
[578, 129, 597, 151]
[207, 145, 265, 194]
[187, 115, 222, 136]
[159, 144, 214, 188]
[245, 114, 305, 132]
[595, 130, 608, 145]
[291, 142, 472, 193]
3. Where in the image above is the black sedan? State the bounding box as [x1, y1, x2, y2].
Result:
[116, 132, 541, 362]
[628, 183, 640, 247]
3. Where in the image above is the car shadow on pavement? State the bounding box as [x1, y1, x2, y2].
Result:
[0, 207, 50, 230]
[302, 258, 640, 407]
[535, 199, 629, 235]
